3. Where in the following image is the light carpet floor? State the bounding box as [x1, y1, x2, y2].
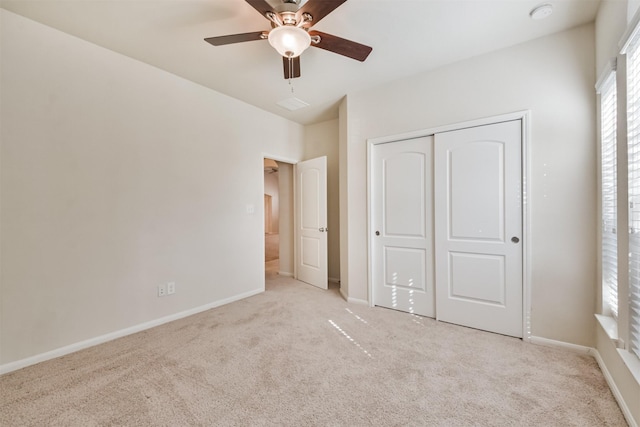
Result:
[0, 272, 628, 426]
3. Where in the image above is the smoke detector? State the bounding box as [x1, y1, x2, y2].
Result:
[530, 4, 553, 20]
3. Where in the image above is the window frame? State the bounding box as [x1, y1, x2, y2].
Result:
[598, 67, 618, 320]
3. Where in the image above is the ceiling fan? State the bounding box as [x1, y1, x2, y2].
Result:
[204, 0, 373, 79]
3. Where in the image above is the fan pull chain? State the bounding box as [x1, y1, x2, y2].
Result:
[288, 57, 294, 94]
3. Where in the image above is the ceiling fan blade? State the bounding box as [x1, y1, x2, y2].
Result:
[245, 0, 273, 17]
[283, 56, 301, 79]
[204, 31, 266, 46]
[309, 31, 372, 62]
[298, 0, 347, 25]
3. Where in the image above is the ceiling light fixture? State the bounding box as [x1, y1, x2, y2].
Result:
[268, 25, 311, 58]
[529, 4, 553, 20]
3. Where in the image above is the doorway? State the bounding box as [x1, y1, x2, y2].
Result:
[264, 158, 295, 278]
[264, 159, 279, 275]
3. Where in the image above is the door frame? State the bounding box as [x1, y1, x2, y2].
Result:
[366, 110, 532, 340]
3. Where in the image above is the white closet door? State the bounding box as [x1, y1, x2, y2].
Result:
[372, 137, 435, 317]
[434, 120, 523, 337]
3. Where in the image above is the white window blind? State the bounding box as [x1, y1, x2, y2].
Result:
[600, 73, 618, 318]
[627, 35, 640, 358]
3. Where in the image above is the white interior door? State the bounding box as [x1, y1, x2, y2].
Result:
[372, 137, 435, 317]
[295, 156, 328, 289]
[434, 120, 523, 337]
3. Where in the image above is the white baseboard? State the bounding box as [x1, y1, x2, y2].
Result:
[592, 349, 638, 427]
[278, 271, 294, 277]
[338, 286, 369, 305]
[528, 335, 592, 354]
[0, 288, 263, 375]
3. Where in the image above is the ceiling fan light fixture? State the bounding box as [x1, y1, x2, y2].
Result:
[268, 25, 311, 58]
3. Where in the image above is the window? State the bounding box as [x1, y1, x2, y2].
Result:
[600, 71, 618, 319]
[626, 32, 640, 359]
[597, 6, 640, 393]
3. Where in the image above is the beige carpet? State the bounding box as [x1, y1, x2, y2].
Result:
[0, 272, 628, 426]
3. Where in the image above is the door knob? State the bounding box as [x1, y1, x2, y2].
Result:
[319, 227, 325, 232]
[375, 231, 380, 236]
[511, 236, 520, 243]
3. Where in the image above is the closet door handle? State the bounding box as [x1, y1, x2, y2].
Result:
[511, 236, 520, 243]
[375, 231, 380, 236]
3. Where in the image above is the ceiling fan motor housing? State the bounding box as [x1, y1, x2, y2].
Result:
[273, 0, 301, 14]
[280, 11, 298, 25]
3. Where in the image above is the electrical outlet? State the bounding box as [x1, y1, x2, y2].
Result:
[167, 282, 175, 295]
[158, 284, 166, 297]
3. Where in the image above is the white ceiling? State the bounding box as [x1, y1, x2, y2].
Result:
[1, 0, 601, 125]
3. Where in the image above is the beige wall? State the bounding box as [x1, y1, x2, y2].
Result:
[0, 10, 304, 366]
[303, 119, 340, 282]
[341, 24, 597, 346]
